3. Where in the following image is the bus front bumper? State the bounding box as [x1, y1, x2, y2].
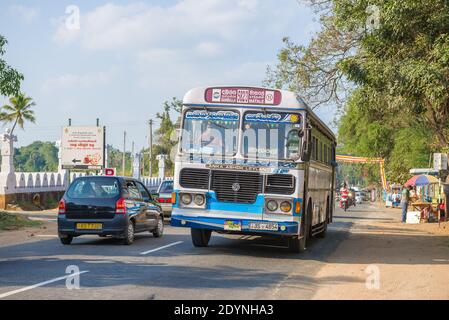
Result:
[171, 215, 299, 236]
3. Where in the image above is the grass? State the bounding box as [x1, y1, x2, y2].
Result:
[0, 211, 42, 231]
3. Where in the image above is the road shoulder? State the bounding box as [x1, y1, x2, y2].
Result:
[311, 205, 449, 300]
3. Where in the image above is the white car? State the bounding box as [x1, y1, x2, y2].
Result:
[156, 180, 174, 217]
[355, 192, 364, 204]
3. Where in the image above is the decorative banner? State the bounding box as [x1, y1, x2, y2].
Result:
[336, 155, 387, 190]
[205, 87, 282, 105]
[61, 126, 105, 170]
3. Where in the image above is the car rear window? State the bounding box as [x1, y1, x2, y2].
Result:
[67, 178, 120, 199]
[159, 181, 173, 193]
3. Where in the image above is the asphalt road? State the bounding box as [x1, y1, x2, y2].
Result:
[0, 203, 388, 300]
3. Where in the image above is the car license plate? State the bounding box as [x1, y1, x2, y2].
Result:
[248, 222, 279, 231]
[224, 220, 241, 231]
[76, 223, 103, 230]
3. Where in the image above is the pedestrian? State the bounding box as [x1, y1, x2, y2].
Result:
[401, 185, 411, 223]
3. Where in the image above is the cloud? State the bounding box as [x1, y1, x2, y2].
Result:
[41, 71, 113, 93]
[9, 5, 39, 24]
[52, 0, 292, 52]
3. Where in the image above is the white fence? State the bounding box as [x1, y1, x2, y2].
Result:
[13, 172, 172, 193]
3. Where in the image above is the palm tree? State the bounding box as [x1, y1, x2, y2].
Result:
[0, 93, 36, 135]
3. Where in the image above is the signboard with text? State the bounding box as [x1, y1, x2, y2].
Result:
[205, 87, 282, 105]
[61, 126, 105, 170]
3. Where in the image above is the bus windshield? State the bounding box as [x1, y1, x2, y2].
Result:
[181, 109, 239, 156]
[243, 111, 302, 160]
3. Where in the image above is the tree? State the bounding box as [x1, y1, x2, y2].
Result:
[0, 35, 23, 97]
[14, 141, 58, 172]
[0, 93, 36, 134]
[267, 0, 449, 181]
[151, 98, 182, 176]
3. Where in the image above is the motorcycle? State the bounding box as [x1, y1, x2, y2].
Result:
[340, 198, 349, 211]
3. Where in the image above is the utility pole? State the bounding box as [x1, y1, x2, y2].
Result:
[149, 119, 153, 177]
[122, 131, 126, 176]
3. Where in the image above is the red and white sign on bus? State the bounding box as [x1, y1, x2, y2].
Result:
[205, 87, 282, 105]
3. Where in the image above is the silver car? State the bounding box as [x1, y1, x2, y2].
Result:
[157, 180, 174, 217]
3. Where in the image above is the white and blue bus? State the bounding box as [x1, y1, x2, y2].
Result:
[171, 86, 336, 252]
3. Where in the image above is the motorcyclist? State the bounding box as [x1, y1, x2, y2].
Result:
[340, 183, 349, 211]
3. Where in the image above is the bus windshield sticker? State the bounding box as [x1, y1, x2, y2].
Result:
[244, 113, 301, 124]
[185, 110, 239, 121]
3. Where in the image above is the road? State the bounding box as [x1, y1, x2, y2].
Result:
[0, 203, 447, 300]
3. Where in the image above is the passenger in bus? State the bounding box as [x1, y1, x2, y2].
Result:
[196, 122, 223, 154]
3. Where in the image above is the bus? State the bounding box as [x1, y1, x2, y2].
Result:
[170, 86, 337, 252]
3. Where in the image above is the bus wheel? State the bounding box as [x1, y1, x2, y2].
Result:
[191, 228, 211, 247]
[316, 200, 329, 238]
[288, 212, 307, 253]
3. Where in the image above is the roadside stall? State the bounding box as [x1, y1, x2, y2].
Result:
[405, 174, 441, 223]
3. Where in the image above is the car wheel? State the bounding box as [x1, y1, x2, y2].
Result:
[60, 235, 73, 245]
[122, 221, 135, 245]
[152, 216, 164, 238]
[191, 228, 211, 247]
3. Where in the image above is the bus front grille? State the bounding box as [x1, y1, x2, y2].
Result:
[211, 170, 262, 204]
[179, 168, 210, 190]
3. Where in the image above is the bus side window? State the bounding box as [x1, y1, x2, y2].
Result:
[324, 144, 328, 164]
[319, 141, 323, 162]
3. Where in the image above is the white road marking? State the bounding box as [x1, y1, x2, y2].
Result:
[0, 271, 89, 299]
[140, 241, 184, 255]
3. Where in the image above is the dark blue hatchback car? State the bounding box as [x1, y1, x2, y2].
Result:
[58, 176, 163, 245]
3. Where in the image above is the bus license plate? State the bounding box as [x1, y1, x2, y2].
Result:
[224, 220, 241, 231]
[249, 222, 279, 231]
[76, 223, 103, 230]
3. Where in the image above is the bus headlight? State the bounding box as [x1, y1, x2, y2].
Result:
[266, 200, 278, 212]
[194, 194, 205, 206]
[180, 193, 192, 205]
[280, 201, 292, 213]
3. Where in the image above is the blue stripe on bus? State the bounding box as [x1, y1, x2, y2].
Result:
[171, 215, 299, 235]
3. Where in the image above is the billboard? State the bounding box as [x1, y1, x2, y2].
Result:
[61, 126, 105, 170]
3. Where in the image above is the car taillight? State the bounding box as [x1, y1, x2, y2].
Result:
[116, 198, 127, 214]
[58, 199, 66, 214]
[157, 198, 172, 204]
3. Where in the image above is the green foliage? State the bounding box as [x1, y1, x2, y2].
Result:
[1, 92, 36, 134]
[107, 146, 133, 176]
[14, 141, 59, 172]
[0, 35, 23, 97]
[152, 97, 182, 176]
[0, 212, 41, 230]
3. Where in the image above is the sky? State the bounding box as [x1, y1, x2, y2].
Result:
[0, 0, 331, 150]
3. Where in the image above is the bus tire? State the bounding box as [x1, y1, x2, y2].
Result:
[288, 210, 308, 253]
[317, 199, 329, 238]
[191, 228, 211, 247]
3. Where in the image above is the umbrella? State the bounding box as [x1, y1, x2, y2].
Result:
[404, 174, 439, 187]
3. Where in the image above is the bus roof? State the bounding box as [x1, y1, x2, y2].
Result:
[183, 86, 336, 140]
